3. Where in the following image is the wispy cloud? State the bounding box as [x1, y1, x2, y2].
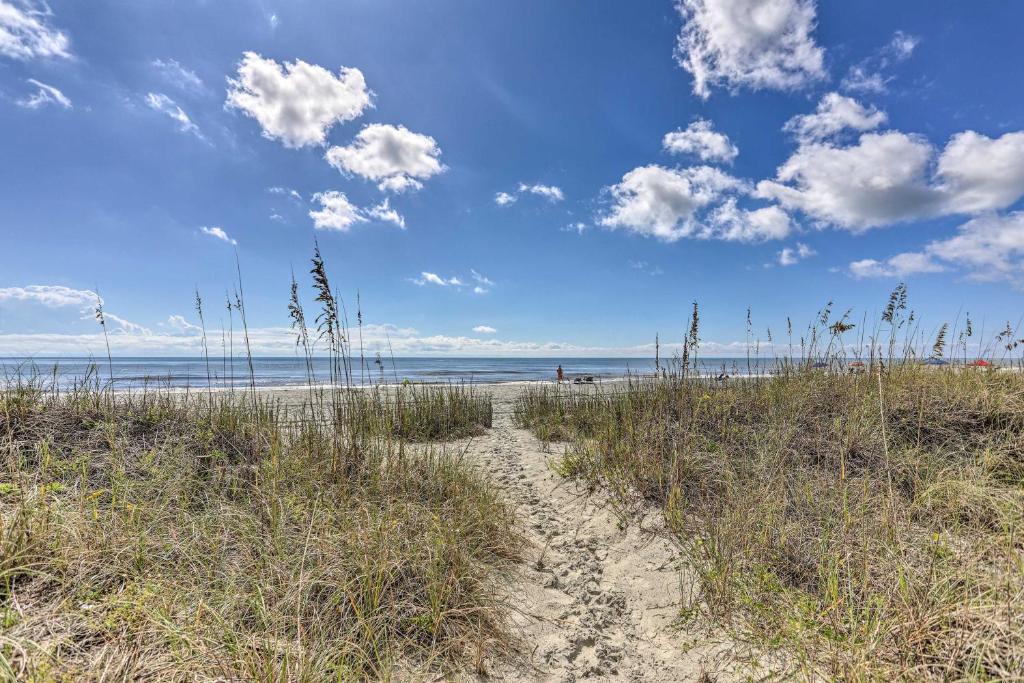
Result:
[16, 78, 71, 109]
[0, 0, 71, 61]
[145, 92, 204, 139]
[151, 58, 204, 92]
[200, 226, 237, 245]
[410, 269, 493, 294]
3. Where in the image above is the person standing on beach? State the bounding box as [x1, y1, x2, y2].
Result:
[556, 364, 564, 382]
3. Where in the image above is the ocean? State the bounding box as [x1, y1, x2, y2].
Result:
[0, 356, 783, 390]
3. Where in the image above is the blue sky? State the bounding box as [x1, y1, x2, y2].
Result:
[2, 0, 1024, 357]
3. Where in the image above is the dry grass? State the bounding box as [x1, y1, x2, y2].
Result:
[0, 380, 520, 680]
[515, 367, 1024, 680]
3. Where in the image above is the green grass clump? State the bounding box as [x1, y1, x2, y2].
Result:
[515, 368, 1024, 680]
[0, 383, 519, 680]
[342, 384, 493, 442]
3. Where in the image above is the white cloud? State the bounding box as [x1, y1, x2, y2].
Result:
[200, 226, 236, 245]
[783, 92, 886, 144]
[309, 191, 367, 232]
[935, 131, 1024, 214]
[849, 213, 1024, 284]
[758, 130, 1024, 230]
[841, 30, 919, 95]
[599, 164, 746, 242]
[0, 284, 152, 337]
[470, 269, 494, 294]
[226, 52, 372, 148]
[365, 198, 405, 229]
[268, 186, 303, 202]
[849, 252, 944, 279]
[101, 312, 151, 336]
[703, 199, 793, 242]
[325, 123, 445, 192]
[518, 182, 564, 202]
[410, 269, 491, 293]
[145, 92, 203, 139]
[0, 0, 70, 60]
[926, 212, 1024, 283]
[0, 284, 99, 308]
[496, 183, 564, 206]
[473, 325, 497, 334]
[675, 0, 825, 98]
[663, 119, 739, 163]
[0, 321, 774, 358]
[151, 58, 203, 91]
[777, 241, 815, 266]
[413, 272, 463, 287]
[16, 78, 70, 109]
[629, 260, 664, 276]
[308, 192, 406, 232]
[886, 31, 919, 61]
[841, 66, 888, 95]
[166, 314, 201, 333]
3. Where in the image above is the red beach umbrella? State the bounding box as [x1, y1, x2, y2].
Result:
[967, 359, 991, 367]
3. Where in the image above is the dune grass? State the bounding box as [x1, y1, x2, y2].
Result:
[516, 283, 1024, 683]
[342, 384, 493, 442]
[0, 380, 519, 681]
[515, 368, 1024, 680]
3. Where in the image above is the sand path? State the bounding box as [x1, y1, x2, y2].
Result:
[469, 394, 743, 682]
[266, 382, 754, 681]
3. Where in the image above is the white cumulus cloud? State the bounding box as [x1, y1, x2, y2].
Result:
[703, 199, 793, 242]
[365, 198, 405, 229]
[309, 191, 367, 232]
[473, 325, 497, 334]
[663, 119, 738, 163]
[758, 129, 1024, 231]
[308, 192, 406, 232]
[778, 241, 815, 266]
[325, 123, 445, 192]
[599, 164, 747, 242]
[226, 52, 372, 148]
[494, 191, 517, 206]
[783, 92, 886, 144]
[675, 0, 825, 98]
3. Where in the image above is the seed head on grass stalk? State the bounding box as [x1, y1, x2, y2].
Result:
[195, 288, 212, 407]
[93, 291, 113, 391]
[932, 323, 949, 360]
